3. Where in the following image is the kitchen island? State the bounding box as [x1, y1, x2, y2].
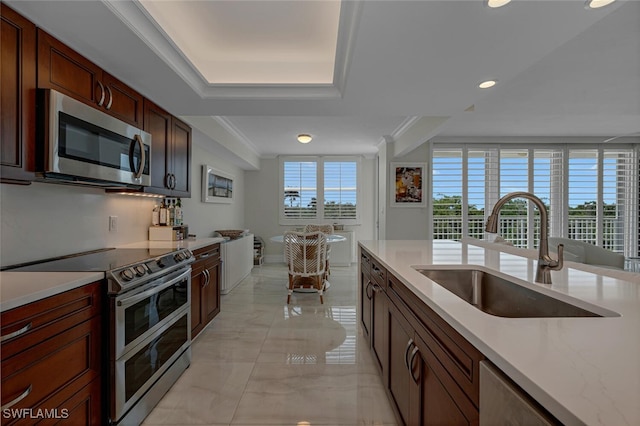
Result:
[359, 239, 640, 426]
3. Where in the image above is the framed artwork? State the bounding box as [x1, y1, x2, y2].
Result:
[391, 162, 426, 207]
[202, 165, 234, 203]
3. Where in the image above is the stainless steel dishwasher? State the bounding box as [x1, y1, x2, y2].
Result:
[480, 360, 560, 425]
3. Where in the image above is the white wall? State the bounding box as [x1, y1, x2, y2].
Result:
[244, 157, 377, 263]
[0, 128, 245, 267]
[180, 128, 246, 238]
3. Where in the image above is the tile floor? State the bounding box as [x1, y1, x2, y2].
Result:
[142, 264, 397, 426]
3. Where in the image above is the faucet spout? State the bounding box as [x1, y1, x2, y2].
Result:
[485, 191, 563, 284]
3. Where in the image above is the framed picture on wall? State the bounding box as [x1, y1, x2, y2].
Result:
[390, 162, 426, 207]
[202, 165, 234, 203]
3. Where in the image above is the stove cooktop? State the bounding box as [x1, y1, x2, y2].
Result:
[7, 248, 177, 273]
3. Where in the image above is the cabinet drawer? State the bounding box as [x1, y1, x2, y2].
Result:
[370, 258, 387, 290]
[192, 244, 220, 263]
[1, 318, 101, 414]
[360, 249, 372, 277]
[388, 274, 483, 407]
[1, 282, 102, 360]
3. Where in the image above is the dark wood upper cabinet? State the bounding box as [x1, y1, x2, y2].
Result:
[142, 98, 191, 197]
[1, 4, 36, 184]
[37, 29, 143, 128]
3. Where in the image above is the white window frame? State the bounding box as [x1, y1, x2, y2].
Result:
[279, 156, 361, 226]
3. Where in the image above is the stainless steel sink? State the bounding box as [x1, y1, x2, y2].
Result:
[416, 267, 619, 318]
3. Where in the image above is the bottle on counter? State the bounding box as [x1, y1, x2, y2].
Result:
[168, 199, 175, 226]
[175, 198, 183, 226]
[152, 204, 160, 226]
[159, 199, 168, 226]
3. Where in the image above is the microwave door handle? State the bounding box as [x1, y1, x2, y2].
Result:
[117, 268, 191, 308]
[130, 134, 145, 179]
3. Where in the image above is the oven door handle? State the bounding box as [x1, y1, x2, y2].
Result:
[117, 268, 190, 308]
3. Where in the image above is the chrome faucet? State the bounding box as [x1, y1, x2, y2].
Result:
[485, 192, 563, 284]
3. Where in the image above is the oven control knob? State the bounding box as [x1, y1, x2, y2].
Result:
[174, 252, 185, 261]
[156, 259, 165, 268]
[120, 268, 135, 281]
[183, 251, 192, 259]
[133, 265, 147, 276]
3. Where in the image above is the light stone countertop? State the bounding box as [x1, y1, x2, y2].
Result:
[359, 239, 640, 426]
[0, 271, 104, 312]
[0, 238, 225, 312]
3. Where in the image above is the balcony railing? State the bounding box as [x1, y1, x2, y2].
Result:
[433, 215, 623, 252]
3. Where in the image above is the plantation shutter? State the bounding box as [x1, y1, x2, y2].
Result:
[324, 161, 357, 219]
[432, 149, 463, 240]
[283, 161, 317, 219]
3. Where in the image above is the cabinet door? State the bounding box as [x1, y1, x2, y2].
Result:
[360, 269, 372, 340]
[102, 72, 143, 128]
[143, 99, 172, 195]
[170, 117, 191, 197]
[37, 29, 102, 107]
[386, 300, 414, 426]
[204, 259, 221, 322]
[190, 263, 206, 337]
[371, 286, 387, 378]
[1, 4, 35, 183]
[414, 333, 477, 426]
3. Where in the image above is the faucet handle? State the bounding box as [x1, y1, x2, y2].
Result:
[551, 243, 564, 270]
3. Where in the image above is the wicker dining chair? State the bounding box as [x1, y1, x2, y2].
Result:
[304, 224, 334, 278]
[284, 231, 328, 304]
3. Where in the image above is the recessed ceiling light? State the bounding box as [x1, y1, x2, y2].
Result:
[585, 0, 616, 9]
[297, 134, 313, 144]
[485, 0, 512, 8]
[478, 80, 497, 89]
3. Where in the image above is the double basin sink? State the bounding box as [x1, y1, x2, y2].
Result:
[415, 267, 619, 318]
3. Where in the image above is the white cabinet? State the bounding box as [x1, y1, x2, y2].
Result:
[220, 234, 253, 294]
[330, 231, 355, 266]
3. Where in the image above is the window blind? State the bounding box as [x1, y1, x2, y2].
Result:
[429, 144, 638, 256]
[324, 161, 357, 219]
[283, 161, 317, 219]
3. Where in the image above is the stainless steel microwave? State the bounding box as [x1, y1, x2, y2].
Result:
[37, 89, 151, 188]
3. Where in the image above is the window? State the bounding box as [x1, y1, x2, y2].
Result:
[280, 157, 360, 224]
[430, 144, 639, 256]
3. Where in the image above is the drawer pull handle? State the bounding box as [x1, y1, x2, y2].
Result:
[409, 346, 420, 383]
[404, 338, 414, 371]
[1, 322, 32, 342]
[1, 385, 32, 410]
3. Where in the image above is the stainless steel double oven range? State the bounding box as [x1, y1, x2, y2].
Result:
[10, 247, 194, 425]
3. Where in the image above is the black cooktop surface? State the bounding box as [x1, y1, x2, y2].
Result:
[7, 248, 176, 272]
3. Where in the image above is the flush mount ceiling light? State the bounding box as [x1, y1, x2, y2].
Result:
[485, 0, 512, 8]
[585, 0, 616, 9]
[297, 134, 313, 144]
[478, 80, 497, 89]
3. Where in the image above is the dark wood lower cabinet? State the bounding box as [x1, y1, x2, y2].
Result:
[191, 243, 221, 338]
[360, 246, 482, 426]
[0, 282, 102, 425]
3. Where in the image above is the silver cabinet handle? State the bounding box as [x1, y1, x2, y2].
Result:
[203, 269, 210, 287]
[96, 80, 105, 106]
[404, 338, 414, 371]
[171, 174, 177, 190]
[105, 85, 113, 110]
[409, 346, 420, 383]
[1, 385, 32, 410]
[365, 281, 373, 299]
[1, 322, 32, 342]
